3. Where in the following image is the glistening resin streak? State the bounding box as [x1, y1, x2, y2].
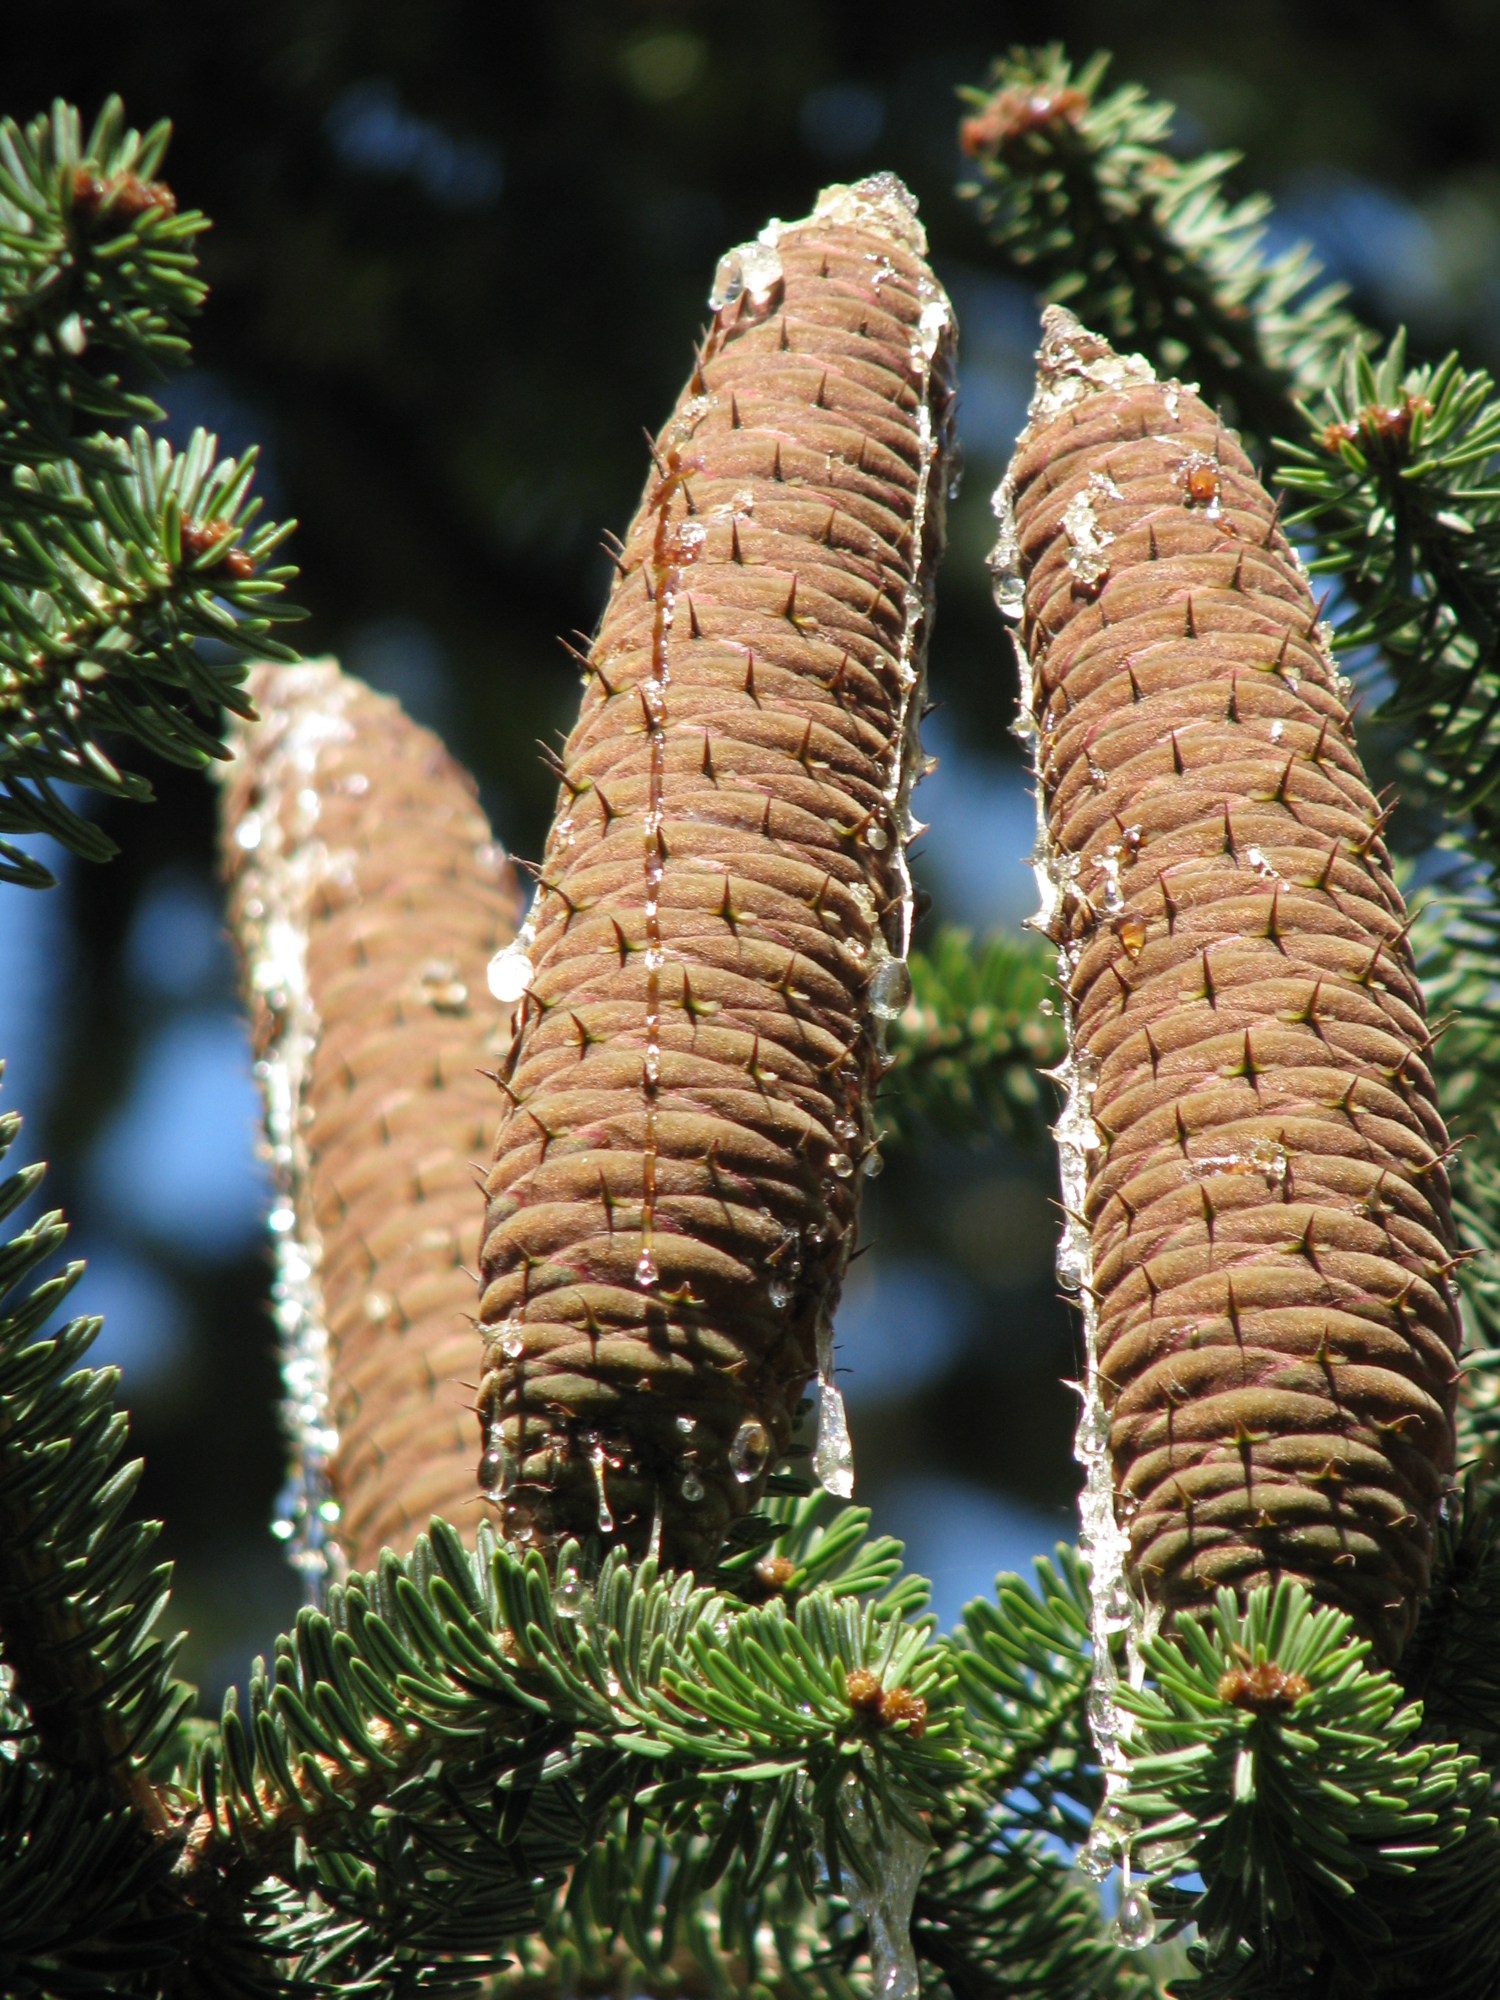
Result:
[997, 310, 1461, 1682]
[478, 176, 955, 1569]
[222, 662, 523, 1578]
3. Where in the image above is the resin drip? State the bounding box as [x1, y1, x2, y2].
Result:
[809, 177, 955, 1501]
[814, 1312, 854, 1498]
[221, 670, 357, 1597]
[638, 449, 699, 1288]
[990, 381, 1157, 1872]
[820, 1774, 929, 2000]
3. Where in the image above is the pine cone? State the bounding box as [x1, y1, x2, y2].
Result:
[478, 176, 956, 1569]
[1000, 308, 1461, 1662]
[221, 661, 523, 1578]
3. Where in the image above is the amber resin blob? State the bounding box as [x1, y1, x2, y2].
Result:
[477, 176, 956, 1569]
[998, 308, 1461, 1666]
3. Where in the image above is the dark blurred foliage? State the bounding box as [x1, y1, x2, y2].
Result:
[4, 0, 1499, 1696]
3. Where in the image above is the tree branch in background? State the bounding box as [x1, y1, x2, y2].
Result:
[0, 96, 300, 886]
[956, 46, 1362, 450]
[883, 928, 1062, 1149]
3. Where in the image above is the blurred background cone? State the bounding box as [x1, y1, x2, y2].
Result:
[221, 659, 522, 1579]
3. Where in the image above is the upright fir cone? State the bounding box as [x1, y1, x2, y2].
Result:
[478, 176, 955, 1569]
[997, 309, 1461, 1663]
[221, 661, 523, 1579]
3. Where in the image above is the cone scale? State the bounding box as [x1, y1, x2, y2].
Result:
[478, 176, 955, 1568]
[997, 309, 1461, 1668]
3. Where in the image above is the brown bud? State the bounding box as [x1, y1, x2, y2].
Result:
[958, 85, 1089, 160]
[1002, 308, 1460, 1663]
[845, 1667, 927, 1736]
[846, 1667, 886, 1717]
[1216, 1661, 1310, 1714]
[1319, 394, 1431, 461]
[478, 177, 955, 1569]
[878, 1685, 928, 1736]
[180, 520, 253, 578]
[70, 164, 176, 223]
[220, 661, 523, 1575]
[752, 1552, 797, 1594]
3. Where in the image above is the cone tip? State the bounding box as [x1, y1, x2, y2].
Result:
[811, 171, 927, 256]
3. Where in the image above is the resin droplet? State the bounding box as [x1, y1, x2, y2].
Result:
[867, 958, 912, 1020]
[681, 1470, 706, 1502]
[1112, 1891, 1155, 1951]
[709, 248, 744, 309]
[477, 1440, 506, 1493]
[1055, 1227, 1089, 1293]
[1085, 1686, 1119, 1744]
[488, 939, 534, 1003]
[553, 1567, 593, 1620]
[1075, 1398, 1110, 1461]
[709, 234, 783, 311]
[991, 566, 1025, 618]
[837, 1794, 929, 2000]
[590, 1442, 614, 1533]
[828, 1151, 855, 1179]
[1078, 1826, 1117, 1881]
[730, 1419, 772, 1482]
[814, 1322, 854, 1500]
[1139, 1840, 1187, 1875]
[741, 237, 783, 301]
[861, 1148, 885, 1179]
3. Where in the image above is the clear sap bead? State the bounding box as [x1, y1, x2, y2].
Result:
[1078, 1828, 1116, 1881]
[1140, 1840, 1186, 1875]
[1112, 1891, 1156, 1951]
[740, 239, 783, 301]
[553, 1567, 593, 1620]
[1075, 1400, 1111, 1459]
[1055, 1229, 1089, 1293]
[730, 1419, 772, 1481]
[769, 1276, 791, 1309]
[487, 940, 534, 1003]
[1103, 1581, 1132, 1625]
[861, 1148, 885, 1178]
[709, 249, 744, 309]
[828, 1151, 855, 1179]
[814, 1381, 855, 1499]
[868, 958, 912, 1020]
[681, 1471, 706, 1502]
[990, 564, 1025, 620]
[1085, 1686, 1118, 1743]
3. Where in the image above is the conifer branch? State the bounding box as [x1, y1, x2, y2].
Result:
[882, 930, 1062, 1148]
[1279, 338, 1500, 870]
[956, 47, 1362, 447]
[0, 96, 300, 886]
[0, 1104, 193, 1829]
[1118, 1582, 1500, 1996]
